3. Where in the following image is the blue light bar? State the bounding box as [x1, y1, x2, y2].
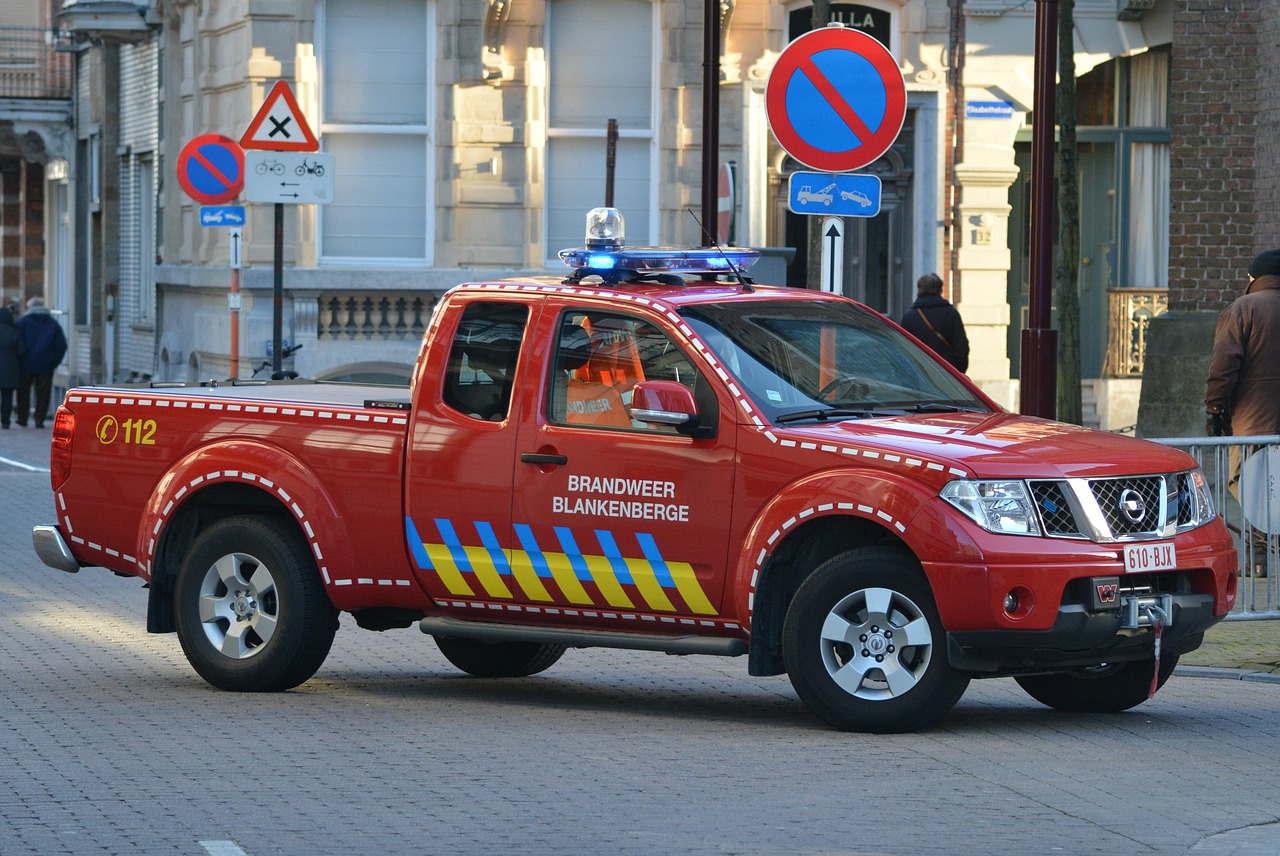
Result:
[559, 246, 760, 275]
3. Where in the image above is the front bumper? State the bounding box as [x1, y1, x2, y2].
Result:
[947, 589, 1220, 675]
[32, 524, 82, 574]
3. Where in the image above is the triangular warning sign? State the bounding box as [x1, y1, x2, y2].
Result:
[241, 80, 319, 152]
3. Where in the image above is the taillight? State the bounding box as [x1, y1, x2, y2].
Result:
[50, 406, 74, 490]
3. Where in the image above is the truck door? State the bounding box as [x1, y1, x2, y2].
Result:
[404, 299, 533, 604]
[510, 308, 738, 621]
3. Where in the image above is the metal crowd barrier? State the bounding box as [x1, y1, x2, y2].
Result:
[1147, 434, 1279, 618]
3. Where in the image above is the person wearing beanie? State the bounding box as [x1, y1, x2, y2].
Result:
[14, 296, 68, 429]
[899, 272, 970, 372]
[1204, 248, 1280, 577]
[1206, 250, 1280, 436]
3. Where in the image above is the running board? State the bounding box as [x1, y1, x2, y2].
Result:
[419, 616, 747, 657]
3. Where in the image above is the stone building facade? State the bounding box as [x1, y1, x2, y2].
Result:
[4, 0, 1207, 427]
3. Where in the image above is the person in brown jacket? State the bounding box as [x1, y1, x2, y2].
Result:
[1204, 248, 1280, 576]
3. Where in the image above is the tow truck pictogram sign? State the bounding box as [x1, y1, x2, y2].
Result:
[240, 80, 320, 152]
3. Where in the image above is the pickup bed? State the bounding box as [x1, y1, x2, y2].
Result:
[33, 220, 1237, 732]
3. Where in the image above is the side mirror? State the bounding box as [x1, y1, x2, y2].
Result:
[629, 380, 698, 427]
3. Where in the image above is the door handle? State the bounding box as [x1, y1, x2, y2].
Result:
[521, 452, 568, 465]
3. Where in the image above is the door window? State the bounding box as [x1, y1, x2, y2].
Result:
[548, 311, 707, 433]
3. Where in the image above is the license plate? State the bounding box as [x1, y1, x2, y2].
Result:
[1123, 542, 1177, 573]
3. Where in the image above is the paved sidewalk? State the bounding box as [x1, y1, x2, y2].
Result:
[1180, 613, 1280, 677]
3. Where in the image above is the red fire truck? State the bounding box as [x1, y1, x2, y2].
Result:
[33, 209, 1236, 732]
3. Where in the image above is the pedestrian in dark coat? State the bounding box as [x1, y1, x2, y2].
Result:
[899, 273, 970, 372]
[1205, 249, 1280, 438]
[0, 305, 27, 429]
[1204, 248, 1280, 577]
[15, 297, 68, 429]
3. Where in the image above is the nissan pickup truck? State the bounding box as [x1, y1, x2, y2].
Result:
[32, 208, 1237, 733]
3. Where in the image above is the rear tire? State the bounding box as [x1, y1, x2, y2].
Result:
[174, 515, 338, 691]
[782, 546, 970, 733]
[434, 637, 567, 678]
[1015, 654, 1179, 713]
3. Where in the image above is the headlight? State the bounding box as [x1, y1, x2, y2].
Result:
[1179, 467, 1217, 529]
[941, 479, 1041, 536]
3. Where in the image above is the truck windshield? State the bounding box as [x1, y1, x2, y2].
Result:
[680, 298, 989, 424]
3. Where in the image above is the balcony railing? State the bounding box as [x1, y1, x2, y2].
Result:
[316, 293, 439, 341]
[1104, 287, 1167, 377]
[0, 28, 72, 99]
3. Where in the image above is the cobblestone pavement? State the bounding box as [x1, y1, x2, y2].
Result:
[3, 425, 1280, 855]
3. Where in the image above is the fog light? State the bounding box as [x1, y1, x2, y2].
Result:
[1003, 585, 1034, 619]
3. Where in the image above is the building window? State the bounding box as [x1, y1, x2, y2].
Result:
[1125, 49, 1169, 290]
[545, 0, 656, 261]
[319, 0, 433, 264]
[137, 158, 156, 323]
[1070, 48, 1170, 290]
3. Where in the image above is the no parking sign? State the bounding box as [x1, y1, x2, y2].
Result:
[766, 26, 906, 172]
[176, 134, 244, 205]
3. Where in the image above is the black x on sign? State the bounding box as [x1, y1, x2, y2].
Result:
[241, 80, 319, 152]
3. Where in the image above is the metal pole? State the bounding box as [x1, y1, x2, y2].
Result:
[605, 118, 618, 208]
[272, 202, 284, 376]
[230, 267, 240, 378]
[700, 0, 720, 246]
[1020, 0, 1059, 418]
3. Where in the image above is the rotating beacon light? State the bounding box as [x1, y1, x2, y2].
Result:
[559, 207, 760, 280]
[584, 207, 625, 249]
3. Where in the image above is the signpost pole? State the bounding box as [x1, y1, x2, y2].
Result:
[229, 227, 242, 378]
[273, 202, 284, 376]
[1020, 0, 1060, 418]
[700, 0, 720, 246]
[230, 266, 241, 378]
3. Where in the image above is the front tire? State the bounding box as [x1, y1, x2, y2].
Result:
[174, 515, 338, 691]
[1015, 654, 1179, 713]
[434, 637, 566, 678]
[782, 546, 970, 733]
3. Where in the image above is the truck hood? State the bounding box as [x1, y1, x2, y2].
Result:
[787, 411, 1196, 479]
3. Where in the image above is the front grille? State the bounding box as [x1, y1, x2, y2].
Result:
[1029, 473, 1187, 542]
[1029, 481, 1080, 536]
[1176, 472, 1195, 526]
[1089, 476, 1164, 536]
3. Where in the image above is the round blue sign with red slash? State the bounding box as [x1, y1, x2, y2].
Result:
[176, 134, 245, 205]
[766, 27, 906, 173]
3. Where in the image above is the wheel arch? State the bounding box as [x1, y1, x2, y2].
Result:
[736, 471, 934, 677]
[140, 440, 351, 632]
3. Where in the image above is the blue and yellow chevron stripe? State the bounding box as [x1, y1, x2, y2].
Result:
[406, 517, 716, 615]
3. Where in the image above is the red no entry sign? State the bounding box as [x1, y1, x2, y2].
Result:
[766, 27, 906, 173]
[177, 134, 245, 205]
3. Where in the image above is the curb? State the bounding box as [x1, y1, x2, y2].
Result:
[1176, 665, 1280, 683]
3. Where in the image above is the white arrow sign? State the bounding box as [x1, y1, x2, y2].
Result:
[820, 216, 844, 294]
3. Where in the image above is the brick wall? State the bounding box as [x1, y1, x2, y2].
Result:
[1137, 0, 1278, 437]
[1167, 0, 1264, 312]
[1256, 1, 1280, 253]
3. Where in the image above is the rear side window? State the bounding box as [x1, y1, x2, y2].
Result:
[441, 303, 529, 421]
